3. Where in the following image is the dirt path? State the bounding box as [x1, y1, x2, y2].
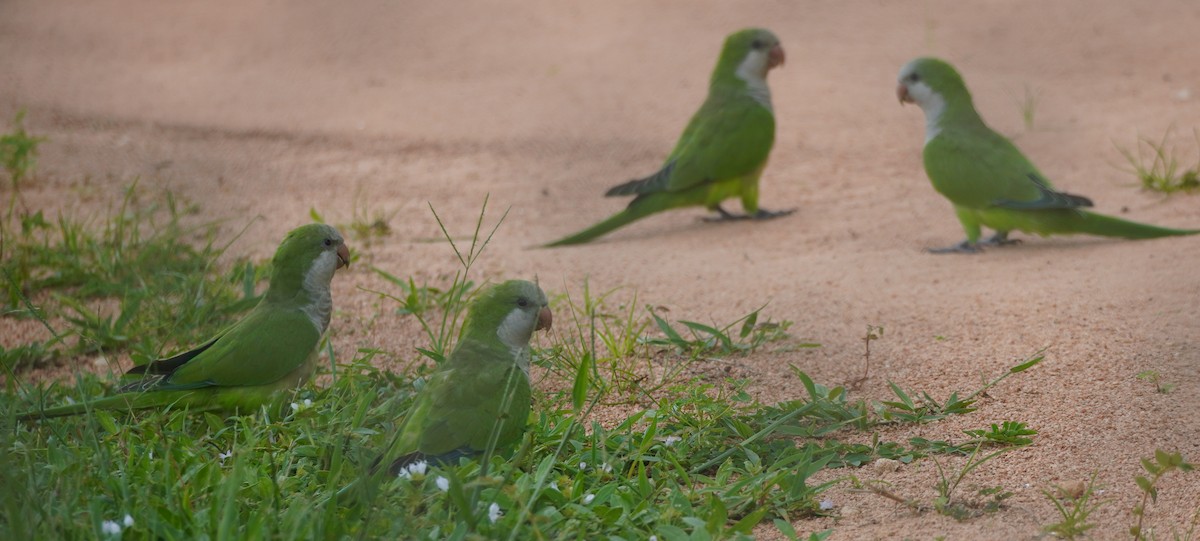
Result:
[3, 1, 1199, 538]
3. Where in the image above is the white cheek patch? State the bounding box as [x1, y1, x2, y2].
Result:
[496, 307, 535, 374]
[300, 249, 339, 333]
[907, 81, 946, 144]
[496, 308, 532, 350]
[735, 49, 773, 110]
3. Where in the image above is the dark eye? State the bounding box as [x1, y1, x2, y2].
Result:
[323, 238, 333, 246]
[517, 298, 529, 308]
[751, 39, 764, 49]
[907, 73, 921, 83]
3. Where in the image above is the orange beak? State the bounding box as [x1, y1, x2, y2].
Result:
[336, 243, 351, 269]
[768, 44, 786, 69]
[897, 84, 912, 105]
[536, 306, 553, 331]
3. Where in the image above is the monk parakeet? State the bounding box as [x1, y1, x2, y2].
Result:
[898, 57, 1198, 253]
[18, 223, 350, 419]
[384, 280, 552, 473]
[544, 27, 791, 247]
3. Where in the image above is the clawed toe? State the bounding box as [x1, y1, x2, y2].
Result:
[928, 241, 982, 254]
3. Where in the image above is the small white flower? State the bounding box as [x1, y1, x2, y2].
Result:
[649, 536, 658, 541]
[549, 481, 559, 492]
[487, 502, 503, 524]
[582, 493, 595, 504]
[123, 514, 134, 527]
[819, 498, 834, 511]
[303, 398, 313, 408]
[218, 450, 233, 464]
[397, 460, 429, 480]
[579, 461, 587, 470]
[662, 435, 681, 446]
[101, 520, 122, 535]
[600, 462, 613, 473]
[290, 402, 300, 412]
[435, 476, 449, 492]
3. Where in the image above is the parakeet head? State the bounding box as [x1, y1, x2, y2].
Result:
[714, 28, 785, 84]
[896, 57, 972, 110]
[462, 280, 552, 352]
[266, 223, 350, 304]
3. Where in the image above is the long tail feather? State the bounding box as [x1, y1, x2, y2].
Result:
[16, 390, 223, 421]
[604, 163, 674, 197]
[16, 393, 174, 420]
[1072, 211, 1200, 239]
[543, 195, 682, 247]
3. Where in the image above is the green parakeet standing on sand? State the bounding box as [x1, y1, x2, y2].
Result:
[544, 27, 792, 247]
[898, 57, 1198, 253]
[18, 223, 350, 420]
[384, 280, 552, 474]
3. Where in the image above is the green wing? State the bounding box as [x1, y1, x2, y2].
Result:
[616, 93, 774, 195]
[666, 94, 774, 191]
[160, 304, 321, 389]
[401, 339, 531, 457]
[924, 125, 1069, 209]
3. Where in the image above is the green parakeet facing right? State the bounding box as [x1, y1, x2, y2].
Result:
[383, 280, 552, 474]
[18, 223, 350, 420]
[543, 27, 791, 247]
[897, 57, 1198, 253]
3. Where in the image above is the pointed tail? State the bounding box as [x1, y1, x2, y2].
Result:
[542, 194, 681, 247]
[16, 391, 205, 421]
[1072, 211, 1200, 239]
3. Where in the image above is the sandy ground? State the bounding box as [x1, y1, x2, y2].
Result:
[3, 0, 1200, 538]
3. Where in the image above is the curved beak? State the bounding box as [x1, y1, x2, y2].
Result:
[536, 306, 553, 331]
[768, 44, 786, 70]
[336, 243, 351, 269]
[897, 84, 911, 105]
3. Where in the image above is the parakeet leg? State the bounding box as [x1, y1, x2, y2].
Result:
[981, 231, 1021, 246]
[702, 204, 744, 221]
[702, 205, 794, 222]
[927, 207, 985, 253]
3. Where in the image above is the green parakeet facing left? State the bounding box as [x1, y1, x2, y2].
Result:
[18, 223, 350, 420]
[383, 280, 552, 474]
[898, 57, 1199, 253]
[543, 27, 791, 247]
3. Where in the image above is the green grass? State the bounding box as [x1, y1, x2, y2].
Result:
[2, 278, 1047, 541]
[0, 184, 1046, 537]
[1042, 472, 1105, 540]
[1, 119, 1170, 540]
[1, 184, 263, 373]
[1118, 129, 1200, 194]
[1131, 450, 1196, 540]
[1011, 84, 1040, 132]
[0, 109, 45, 219]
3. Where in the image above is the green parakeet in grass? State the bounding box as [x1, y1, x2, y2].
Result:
[18, 223, 350, 420]
[543, 28, 792, 247]
[898, 57, 1199, 253]
[384, 280, 552, 474]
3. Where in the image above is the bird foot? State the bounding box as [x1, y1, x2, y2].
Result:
[701, 206, 796, 222]
[751, 208, 796, 220]
[927, 241, 983, 254]
[980, 234, 1021, 247]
